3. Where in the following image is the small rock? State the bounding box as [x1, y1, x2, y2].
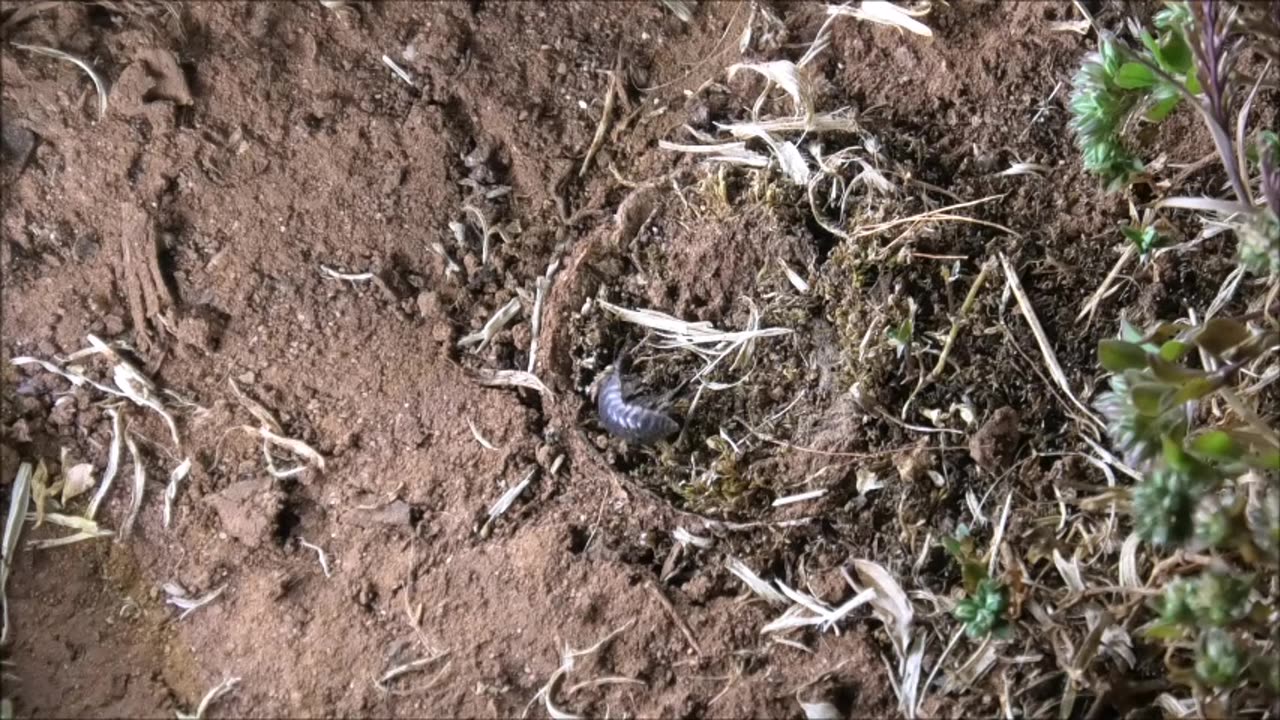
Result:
[969, 407, 1021, 473]
[205, 478, 285, 548]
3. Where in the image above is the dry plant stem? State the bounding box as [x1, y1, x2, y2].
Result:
[647, 580, 703, 656]
[999, 254, 1104, 433]
[1077, 245, 1135, 326]
[931, 257, 996, 379]
[579, 58, 620, 178]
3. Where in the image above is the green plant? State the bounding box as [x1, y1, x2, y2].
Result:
[1097, 313, 1279, 697]
[943, 526, 1012, 639]
[1070, 1, 1280, 274]
[953, 578, 1011, 639]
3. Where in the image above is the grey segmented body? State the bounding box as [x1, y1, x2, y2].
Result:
[597, 367, 680, 444]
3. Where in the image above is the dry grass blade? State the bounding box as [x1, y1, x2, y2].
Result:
[86, 407, 124, 520]
[1077, 245, 1135, 327]
[999, 254, 1105, 432]
[827, 2, 933, 37]
[1119, 533, 1141, 588]
[673, 526, 713, 548]
[486, 468, 537, 523]
[459, 297, 521, 352]
[527, 261, 559, 374]
[298, 537, 333, 578]
[256, 426, 325, 473]
[849, 559, 913, 657]
[12, 43, 108, 119]
[121, 432, 147, 539]
[60, 462, 95, 504]
[798, 699, 843, 720]
[374, 651, 451, 693]
[471, 368, 554, 398]
[381, 54, 414, 86]
[660, 0, 695, 22]
[166, 584, 226, 620]
[1, 463, 33, 645]
[899, 634, 927, 720]
[658, 139, 771, 168]
[177, 676, 241, 720]
[163, 458, 192, 530]
[1053, 549, 1085, 594]
[723, 122, 811, 185]
[228, 378, 283, 433]
[772, 489, 827, 507]
[467, 418, 498, 450]
[858, 194, 1015, 241]
[28, 529, 114, 550]
[941, 635, 997, 693]
[10, 356, 122, 397]
[727, 60, 814, 118]
[25, 512, 107, 534]
[726, 557, 788, 605]
[319, 264, 374, 282]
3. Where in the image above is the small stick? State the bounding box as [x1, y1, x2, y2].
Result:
[999, 254, 1104, 432]
[647, 580, 702, 656]
[930, 257, 996, 380]
[1077, 245, 1134, 327]
[580, 57, 621, 178]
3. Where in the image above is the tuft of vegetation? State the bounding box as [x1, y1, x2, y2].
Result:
[1097, 313, 1279, 699]
[1069, 0, 1280, 274]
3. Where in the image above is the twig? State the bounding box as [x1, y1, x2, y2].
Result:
[999, 254, 1104, 432]
[580, 58, 620, 178]
[647, 580, 702, 656]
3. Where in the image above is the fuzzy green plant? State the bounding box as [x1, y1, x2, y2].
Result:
[943, 525, 1012, 639]
[1097, 313, 1279, 699]
[1070, 1, 1280, 274]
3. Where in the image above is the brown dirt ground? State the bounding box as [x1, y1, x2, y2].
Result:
[0, 1, 1267, 718]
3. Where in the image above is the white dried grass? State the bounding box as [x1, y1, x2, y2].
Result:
[598, 300, 791, 385]
[660, 0, 695, 22]
[177, 676, 241, 720]
[1, 463, 33, 645]
[849, 559, 913, 658]
[1119, 533, 1142, 588]
[1053, 548, 1085, 594]
[27, 529, 114, 550]
[165, 584, 226, 620]
[996, 162, 1050, 178]
[459, 297, 521, 352]
[319, 265, 374, 282]
[12, 43, 108, 119]
[722, 122, 811, 185]
[999, 254, 1105, 432]
[120, 432, 147, 539]
[778, 259, 810, 293]
[726, 557, 788, 605]
[658, 139, 770, 168]
[727, 60, 814, 119]
[472, 369, 554, 397]
[298, 537, 333, 578]
[771, 488, 827, 507]
[382, 54, 415, 86]
[527, 260, 559, 374]
[827, 2, 933, 37]
[487, 468, 536, 522]
[673, 527, 713, 549]
[163, 458, 192, 529]
[60, 463, 96, 504]
[255, 426, 326, 474]
[467, 418, 498, 450]
[798, 699, 843, 720]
